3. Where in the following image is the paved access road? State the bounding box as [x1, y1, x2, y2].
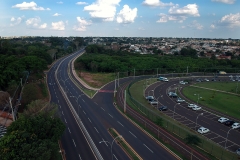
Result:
[147, 77, 240, 152]
[47, 50, 178, 160]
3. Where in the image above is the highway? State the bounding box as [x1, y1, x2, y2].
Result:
[47, 50, 178, 160]
[146, 77, 240, 152]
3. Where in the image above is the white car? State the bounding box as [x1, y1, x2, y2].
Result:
[149, 99, 158, 105]
[145, 96, 154, 100]
[179, 81, 185, 85]
[218, 117, 229, 123]
[188, 104, 196, 108]
[232, 123, 240, 129]
[204, 78, 209, 81]
[197, 127, 210, 134]
[192, 105, 201, 111]
[177, 97, 185, 102]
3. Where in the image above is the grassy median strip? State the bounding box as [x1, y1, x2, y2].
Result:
[108, 128, 142, 160]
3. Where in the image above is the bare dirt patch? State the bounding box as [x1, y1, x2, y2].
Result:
[78, 71, 115, 88]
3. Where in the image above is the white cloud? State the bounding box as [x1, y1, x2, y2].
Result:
[51, 21, 65, 30]
[73, 17, 92, 31]
[26, 17, 47, 29]
[157, 4, 200, 23]
[39, 23, 47, 29]
[169, 4, 200, 17]
[116, 5, 137, 24]
[188, 20, 203, 30]
[76, 2, 88, 5]
[218, 13, 240, 28]
[12, 1, 50, 11]
[210, 24, 215, 29]
[142, 0, 174, 7]
[10, 17, 22, 26]
[53, 13, 61, 16]
[211, 0, 235, 4]
[57, 1, 63, 4]
[84, 0, 120, 21]
[157, 13, 186, 23]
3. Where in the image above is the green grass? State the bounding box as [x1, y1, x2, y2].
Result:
[127, 79, 239, 160]
[193, 81, 240, 94]
[183, 85, 240, 119]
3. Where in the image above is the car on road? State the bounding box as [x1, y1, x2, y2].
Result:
[232, 123, 240, 129]
[218, 117, 229, 123]
[177, 97, 185, 102]
[168, 92, 178, 98]
[179, 81, 188, 85]
[149, 99, 158, 105]
[204, 78, 209, 81]
[188, 104, 196, 108]
[211, 78, 217, 81]
[192, 105, 201, 111]
[196, 78, 202, 82]
[236, 148, 240, 155]
[145, 96, 154, 100]
[158, 106, 168, 111]
[197, 127, 210, 134]
[224, 120, 235, 126]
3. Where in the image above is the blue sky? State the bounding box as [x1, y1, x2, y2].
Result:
[1, 0, 240, 38]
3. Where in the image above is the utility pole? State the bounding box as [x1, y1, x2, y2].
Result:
[9, 97, 15, 121]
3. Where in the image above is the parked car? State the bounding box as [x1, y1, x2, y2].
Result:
[218, 117, 229, 123]
[177, 97, 185, 102]
[224, 120, 235, 126]
[236, 148, 240, 155]
[211, 78, 217, 81]
[145, 96, 154, 100]
[149, 99, 158, 105]
[188, 104, 196, 108]
[204, 78, 209, 81]
[158, 106, 168, 111]
[232, 123, 240, 129]
[197, 127, 210, 134]
[168, 92, 178, 98]
[192, 106, 201, 111]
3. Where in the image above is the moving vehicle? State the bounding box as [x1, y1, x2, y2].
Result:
[192, 106, 201, 111]
[149, 99, 158, 105]
[219, 71, 226, 74]
[224, 120, 235, 126]
[236, 148, 240, 155]
[177, 97, 185, 102]
[197, 127, 210, 134]
[188, 104, 196, 108]
[145, 96, 154, 100]
[158, 77, 169, 82]
[232, 123, 240, 129]
[158, 106, 168, 111]
[168, 92, 178, 98]
[218, 117, 229, 123]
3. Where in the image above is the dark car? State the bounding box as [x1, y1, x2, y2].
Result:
[158, 106, 168, 111]
[224, 120, 235, 126]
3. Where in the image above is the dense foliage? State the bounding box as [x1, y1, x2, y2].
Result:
[76, 45, 240, 74]
[0, 100, 65, 160]
[0, 37, 83, 90]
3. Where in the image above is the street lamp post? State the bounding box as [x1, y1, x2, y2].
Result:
[173, 103, 180, 119]
[99, 135, 123, 160]
[195, 113, 203, 130]
[194, 93, 202, 105]
[70, 95, 82, 115]
[225, 128, 233, 149]
[61, 78, 69, 93]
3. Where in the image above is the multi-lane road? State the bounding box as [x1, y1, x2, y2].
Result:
[47, 50, 178, 160]
[146, 77, 240, 152]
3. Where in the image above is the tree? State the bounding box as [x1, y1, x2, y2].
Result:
[184, 134, 201, 145]
[0, 100, 65, 160]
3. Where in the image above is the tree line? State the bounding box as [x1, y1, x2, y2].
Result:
[75, 45, 240, 74]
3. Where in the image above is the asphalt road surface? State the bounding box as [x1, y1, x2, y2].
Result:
[47, 50, 178, 160]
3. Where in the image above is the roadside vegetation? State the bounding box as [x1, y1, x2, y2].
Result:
[183, 82, 240, 119]
[0, 100, 65, 160]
